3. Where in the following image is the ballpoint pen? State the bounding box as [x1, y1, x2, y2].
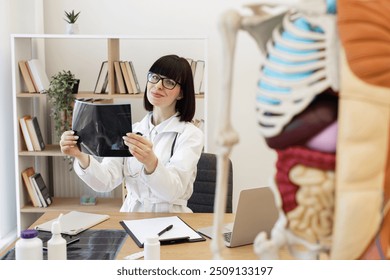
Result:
[157, 224, 173, 237]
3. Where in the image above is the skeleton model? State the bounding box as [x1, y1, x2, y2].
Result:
[213, 0, 390, 259]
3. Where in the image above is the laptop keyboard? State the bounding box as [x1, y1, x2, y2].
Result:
[223, 232, 232, 243]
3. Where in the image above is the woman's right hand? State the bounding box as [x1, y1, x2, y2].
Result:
[60, 130, 81, 157]
[60, 130, 90, 169]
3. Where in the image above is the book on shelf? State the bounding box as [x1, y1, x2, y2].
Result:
[113, 61, 127, 94]
[25, 61, 40, 92]
[18, 61, 37, 93]
[186, 57, 193, 68]
[124, 61, 140, 94]
[120, 61, 134, 94]
[32, 116, 45, 150]
[29, 175, 46, 207]
[26, 59, 50, 93]
[190, 60, 196, 77]
[29, 172, 52, 208]
[101, 74, 109, 93]
[25, 116, 45, 151]
[129, 61, 141, 93]
[199, 64, 205, 94]
[19, 115, 34, 152]
[94, 61, 109, 94]
[193, 60, 205, 94]
[21, 167, 41, 207]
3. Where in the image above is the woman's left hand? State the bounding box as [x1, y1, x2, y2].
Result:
[123, 133, 158, 174]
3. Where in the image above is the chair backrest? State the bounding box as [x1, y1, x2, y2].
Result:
[188, 153, 233, 213]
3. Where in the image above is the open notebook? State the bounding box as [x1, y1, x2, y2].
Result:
[35, 211, 109, 235]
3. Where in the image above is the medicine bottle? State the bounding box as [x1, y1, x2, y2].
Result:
[47, 220, 67, 260]
[15, 229, 43, 260]
[144, 236, 160, 260]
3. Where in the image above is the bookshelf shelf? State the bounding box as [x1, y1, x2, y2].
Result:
[18, 144, 62, 156]
[20, 197, 122, 213]
[17, 93, 43, 98]
[80, 93, 204, 99]
[12, 34, 207, 233]
[17, 92, 204, 99]
[16, 92, 144, 99]
[77, 92, 144, 99]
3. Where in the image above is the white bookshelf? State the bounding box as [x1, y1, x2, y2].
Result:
[11, 34, 207, 233]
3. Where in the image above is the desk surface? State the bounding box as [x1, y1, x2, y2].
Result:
[4, 211, 269, 260]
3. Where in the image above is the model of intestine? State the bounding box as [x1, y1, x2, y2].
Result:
[213, 0, 390, 260]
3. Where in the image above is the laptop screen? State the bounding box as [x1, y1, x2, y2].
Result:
[197, 187, 279, 247]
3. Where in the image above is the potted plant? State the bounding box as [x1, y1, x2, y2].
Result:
[47, 70, 79, 142]
[64, 10, 80, 34]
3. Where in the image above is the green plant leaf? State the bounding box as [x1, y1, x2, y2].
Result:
[64, 10, 80, 24]
[47, 70, 78, 141]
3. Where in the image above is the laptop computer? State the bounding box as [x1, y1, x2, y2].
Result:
[197, 187, 279, 247]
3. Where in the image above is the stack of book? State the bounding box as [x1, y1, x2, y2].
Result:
[94, 60, 141, 94]
[19, 115, 45, 152]
[21, 167, 52, 207]
[186, 58, 205, 95]
[18, 59, 50, 93]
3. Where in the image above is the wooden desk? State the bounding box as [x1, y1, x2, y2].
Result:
[5, 211, 262, 260]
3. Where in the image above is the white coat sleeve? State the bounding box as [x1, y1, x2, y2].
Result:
[74, 156, 124, 192]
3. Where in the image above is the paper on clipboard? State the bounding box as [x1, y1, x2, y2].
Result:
[120, 216, 205, 248]
[35, 211, 109, 235]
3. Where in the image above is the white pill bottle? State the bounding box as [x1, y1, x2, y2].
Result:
[144, 236, 160, 260]
[15, 229, 43, 260]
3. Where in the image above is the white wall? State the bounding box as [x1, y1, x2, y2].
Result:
[42, 0, 277, 210]
[0, 0, 43, 250]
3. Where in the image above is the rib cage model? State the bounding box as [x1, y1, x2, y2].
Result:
[256, 10, 338, 137]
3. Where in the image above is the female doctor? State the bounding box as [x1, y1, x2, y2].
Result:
[59, 54, 204, 212]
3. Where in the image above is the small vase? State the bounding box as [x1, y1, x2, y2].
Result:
[72, 79, 80, 94]
[66, 23, 79, 34]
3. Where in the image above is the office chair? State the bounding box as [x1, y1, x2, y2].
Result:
[188, 153, 233, 213]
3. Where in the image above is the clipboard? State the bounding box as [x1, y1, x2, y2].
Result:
[120, 216, 206, 248]
[35, 211, 109, 235]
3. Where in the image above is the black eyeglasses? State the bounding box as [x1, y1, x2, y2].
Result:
[147, 72, 180, 90]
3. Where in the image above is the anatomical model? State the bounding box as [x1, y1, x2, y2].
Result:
[213, 0, 390, 260]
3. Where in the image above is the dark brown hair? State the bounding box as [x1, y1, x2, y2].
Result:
[144, 54, 196, 122]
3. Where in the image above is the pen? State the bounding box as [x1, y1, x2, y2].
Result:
[157, 224, 173, 237]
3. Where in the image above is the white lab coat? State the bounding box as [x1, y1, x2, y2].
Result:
[74, 112, 204, 212]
